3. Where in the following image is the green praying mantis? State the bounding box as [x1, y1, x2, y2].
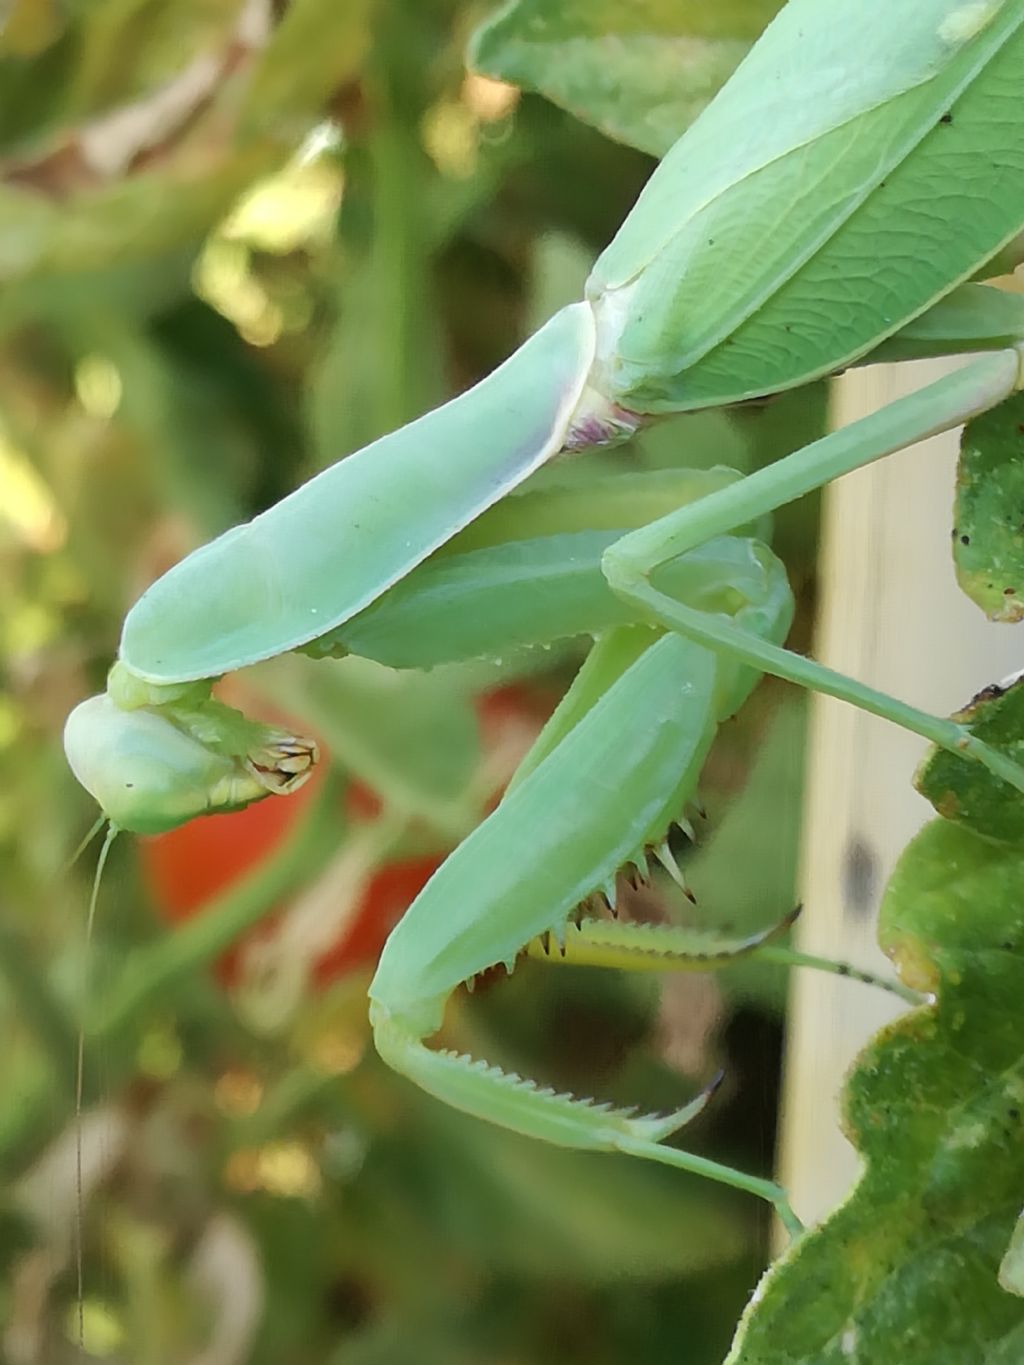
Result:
[64, 0, 1024, 1237]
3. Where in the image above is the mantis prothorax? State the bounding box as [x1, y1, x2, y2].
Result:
[64, 0, 1024, 1235]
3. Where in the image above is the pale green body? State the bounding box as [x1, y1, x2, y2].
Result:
[120, 304, 595, 682]
[63, 0, 1024, 1233]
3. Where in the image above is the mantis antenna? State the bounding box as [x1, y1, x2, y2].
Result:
[75, 821, 118, 1351]
[63, 815, 106, 876]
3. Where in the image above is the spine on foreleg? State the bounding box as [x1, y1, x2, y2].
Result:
[368, 631, 721, 1039]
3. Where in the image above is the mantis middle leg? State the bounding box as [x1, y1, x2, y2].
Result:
[603, 346, 1024, 792]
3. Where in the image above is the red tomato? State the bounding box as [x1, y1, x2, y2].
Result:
[476, 681, 557, 735]
[141, 683, 554, 990]
[139, 687, 326, 985]
[345, 778, 383, 823]
[139, 772, 322, 986]
[310, 855, 444, 984]
[139, 777, 320, 923]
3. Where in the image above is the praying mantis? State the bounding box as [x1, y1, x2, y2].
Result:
[63, 0, 1024, 1238]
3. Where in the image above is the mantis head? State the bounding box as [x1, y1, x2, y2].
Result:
[64, 670, 318, 835]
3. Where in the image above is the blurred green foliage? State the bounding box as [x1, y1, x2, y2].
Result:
[0, 2, 822, 1360]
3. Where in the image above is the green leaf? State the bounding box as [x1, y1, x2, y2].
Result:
[470, 0, 783, 157]
[915, 676, 1024, 844]
[726, 820, 1024, 1364]
[954, 390, 1024, 622]
[1001, 1215, 1024, 1298]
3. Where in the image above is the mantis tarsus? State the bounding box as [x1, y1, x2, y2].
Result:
[64, 0, 1024, 1237]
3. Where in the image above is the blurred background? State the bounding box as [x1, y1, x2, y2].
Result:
[0, 2, 826, 1361]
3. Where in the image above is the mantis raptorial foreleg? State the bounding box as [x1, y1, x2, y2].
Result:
[367, 318, 1024, 1237]
[368, 626, 807, 1239]
[372, 1008, 804, 1238]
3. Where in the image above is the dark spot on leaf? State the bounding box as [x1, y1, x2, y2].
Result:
[939, 111, 953, 125]
[960, 534, 970, 545]
[968, 682, 1006, 706]
[1005, 588, 1016, 596]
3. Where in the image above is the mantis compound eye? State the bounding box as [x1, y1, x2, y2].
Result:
[63, 693, 313, 835]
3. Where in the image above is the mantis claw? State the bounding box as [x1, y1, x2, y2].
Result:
[245, 735, 319, 795]
[371, 1006, 722, 1157]
[627, 857, 650, 891]
[675, 816, 698, 844]
[654, 840, 697, 903]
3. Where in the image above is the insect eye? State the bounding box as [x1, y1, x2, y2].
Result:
[64, 694, 236, 834]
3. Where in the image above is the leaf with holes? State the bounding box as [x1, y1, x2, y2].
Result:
[915, 676, 1024, 844]
[954, 389, 1024, 622]
[726, 819, 1024, 1365]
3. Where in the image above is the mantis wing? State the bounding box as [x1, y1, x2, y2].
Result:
[589, 0, 1024, 408]
[120, 303, 594, 683]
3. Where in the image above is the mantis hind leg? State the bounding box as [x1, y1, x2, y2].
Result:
[603, 347, 1024, 794]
